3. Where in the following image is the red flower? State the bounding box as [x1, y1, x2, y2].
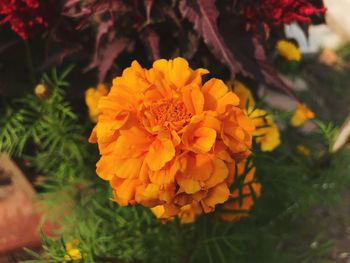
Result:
[243, 0, 326, 25]
[0, 0, 56, 39]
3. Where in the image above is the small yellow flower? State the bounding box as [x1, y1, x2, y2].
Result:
[276, 40, 301, 62]
[296, 144, 310, 156]
[85, 83, 109, 123]
[34, 83, 51, 99]
[231, 81, 281, 152]
[64, 241, 82, 262]
[290, 103, 315, 127]
[233, 81, 255, 111]
[251, 109, 281, 152]
[64, 248, 82, 261]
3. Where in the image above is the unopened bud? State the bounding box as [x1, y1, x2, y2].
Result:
[34, 84, 51, 99]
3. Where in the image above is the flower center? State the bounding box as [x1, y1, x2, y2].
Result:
[141, 99, 192, 131]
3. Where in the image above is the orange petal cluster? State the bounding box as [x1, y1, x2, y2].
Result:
[89, 58, 255, 219]
[220, 161, 261, 222]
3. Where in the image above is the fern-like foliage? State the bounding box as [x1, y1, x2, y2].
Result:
[0, 66, 95, 186]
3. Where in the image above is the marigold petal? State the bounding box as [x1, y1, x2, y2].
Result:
[151, 205, 165, 219]
[217, 92, 240, 114]
[176, 173, 201, 194]
[114, 126, 152, 158]
[88, 127, 97, 143]
[183, 125, 217, 153]
[192, 89, 204, 114]
[201, 182, 230, 213]
[192, 127, 217, 153]
[96, 113, 128, 143]
[204, 157, 229, 188]
[190, 154, 213, 181]
[178, 202, 202, 224]
[149, 158, 179, 185]
[96, 155, 116, 180]
[258, 124, 281, 152]
[114, 157, 145, 179]
[112, 178, 140, 206]
[203, 78, 239, 113]
[181, 85, 204, 115]
[145, 137, 175, 171]
[153, 58, 192, 89]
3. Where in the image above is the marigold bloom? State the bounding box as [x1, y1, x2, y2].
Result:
[296, 144, 310, 156]
[90, 58, 255, 219]
[232, 81, 281, 152]
[64, 242, 82, 261]
[290, 103, 315, 127]
[220, 161, 261, 222]
[276, 40, 302, 62]
[85, 84, 109, 123]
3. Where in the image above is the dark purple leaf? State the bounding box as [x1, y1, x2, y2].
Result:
[144, 0, 154, 22]
[63, 0, 128, 20]
[217, 14, 296, 97]
[141, 28, 160, 60]
[95, 20, 114, 53]
[63, 0, 81, 9]
[179, 0, 244, 77]
[183, 31, 199, 60]
[248, 35, 296, 98]
[85, 38, 128, 82]
[40, 47, 81, 70]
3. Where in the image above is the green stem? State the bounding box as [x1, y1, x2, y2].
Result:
[24, 40, 36, 87]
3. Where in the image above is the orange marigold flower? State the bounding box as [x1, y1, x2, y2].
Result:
[290, 103, 315, 127]
[85, 83, 109, 123]
[220, 161, 261, 222]
[89, 58, 255, 219]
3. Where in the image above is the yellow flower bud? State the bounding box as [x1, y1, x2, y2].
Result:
[64, 248, 82, 261]
[34, 83, 51, 99]
[290, 103, 315, 127]
[296, 144, 310, 156]
[276, 40, 302, 62]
